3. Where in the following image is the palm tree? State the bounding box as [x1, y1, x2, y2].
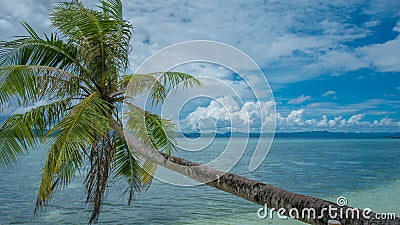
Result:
[0, 1, 398, 225]
[0, 0, 199, 223]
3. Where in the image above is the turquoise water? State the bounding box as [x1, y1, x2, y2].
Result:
[0, 138, 399, 224]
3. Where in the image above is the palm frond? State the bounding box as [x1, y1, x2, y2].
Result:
[145, 113, 177, 155]
[138, 159, 157, 186]
[121, 72, 200, 106]
[113, 137, 142, 205]
[99, 0, 133, 87]
[0, 23, 80, 72]
[0, 65, 80, 110]
[159, 72, 201, 90]
[125, 104, 177, 154]
[50, 0, 132, 83]
[100, 0, 123, 20]
[122, 74, 166, 106]
[35, 92, 110, 214]
[0, 99, 70, 168]
[124, 104, 177, 186]
[0, 129, 26, 168]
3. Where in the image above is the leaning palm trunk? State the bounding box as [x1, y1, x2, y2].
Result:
[111, 119, 399, 225]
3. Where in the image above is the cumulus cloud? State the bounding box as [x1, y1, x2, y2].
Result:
[288, 95, 312, 104]
[276, 109, 305, 126]
[276, 109, 400, 132]
[347, 114, 366, 124]
[179, 96, 275, 133]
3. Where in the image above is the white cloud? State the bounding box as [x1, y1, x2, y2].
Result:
[118, 0, 389, 83]
[261, 35, 331, 62]
[322, 90, 336, 97]
[362, 1, 400, 16]
[328, 116, 343, 126]
[303, 99, 400, 116]
[288, 95, 311, 104]
[393, 20, 400, 33]
[0, 18, 11, 30]
[179, 96, 275, 133]
[309, 50, 369, 74]
[1, 0, 398, 85]
[317, 115, 328, 127]
[362, 20, 381, 28]
[276, 109, 304, 126]
[347, 114, 366, 124]
[0, 0, 52, 39]
[276, 109, 400, 132]
[357, 36, 400, 72]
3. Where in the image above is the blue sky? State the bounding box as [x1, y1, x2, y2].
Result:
[0, 0, 399, 132]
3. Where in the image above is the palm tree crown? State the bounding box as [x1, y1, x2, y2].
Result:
[0, 0, 199, 223]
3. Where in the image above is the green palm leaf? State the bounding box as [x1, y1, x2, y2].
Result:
[0, 65, 80, 109]
[35, 92, 110, 213]
[99, 0, 132, 72]
[0, 22, 81, 72]
[125, 104, 177, 154]
[138, 159, 157, 186]
[0, 99, 70, 167]
[113, 137, 142, 205]
[50, 0, 132, 82]
[124, 104, 178, 185]
[122, 72, 200, 106]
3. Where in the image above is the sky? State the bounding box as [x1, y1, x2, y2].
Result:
[0, 0, 400, 132]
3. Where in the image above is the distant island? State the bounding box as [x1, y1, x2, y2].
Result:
[177, 131, 400, 139]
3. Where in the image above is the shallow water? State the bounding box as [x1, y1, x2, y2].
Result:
[0, 138, 399, 224]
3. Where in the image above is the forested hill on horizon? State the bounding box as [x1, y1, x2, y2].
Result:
[178, 131, 400, 139]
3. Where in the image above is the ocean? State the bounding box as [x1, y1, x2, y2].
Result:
[0, 138, 399, 224]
